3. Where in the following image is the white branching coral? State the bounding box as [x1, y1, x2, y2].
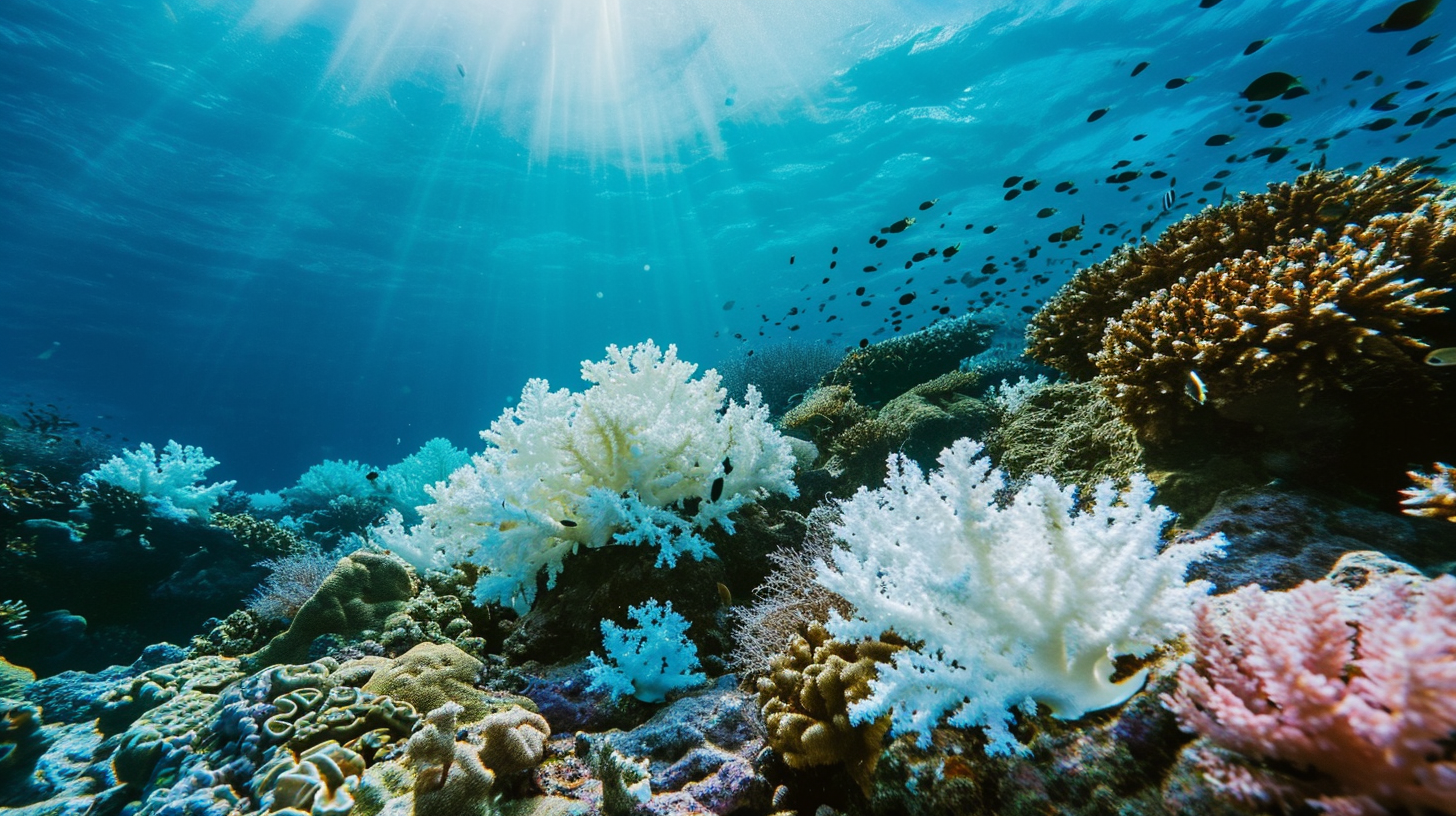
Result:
[84, 440, 235, 520]
[815, 438, 1222, 755]
[372, 340, 799, 613]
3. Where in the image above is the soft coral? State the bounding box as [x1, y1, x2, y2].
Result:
[1163, 569, 1456, 814]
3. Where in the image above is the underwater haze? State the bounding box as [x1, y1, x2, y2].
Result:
[3, 0, 1451, 487]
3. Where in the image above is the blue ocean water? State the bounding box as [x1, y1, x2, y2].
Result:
[0, 0, 1450, 489]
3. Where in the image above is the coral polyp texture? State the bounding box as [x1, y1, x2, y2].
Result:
[1401, 461, 1456, 521]
[814, 437, 1222, 756]
[1163, 569, 1456, 815]
[1096, 226, 1452, 440]
[1028, 162, 1445, 379]
[755, 621, 904, 794]
[371, 340, 799, 613]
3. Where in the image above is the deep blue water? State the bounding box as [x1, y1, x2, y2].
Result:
[2, 0, 1452, 490]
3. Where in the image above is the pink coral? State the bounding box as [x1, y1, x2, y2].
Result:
[1163, 572, 1456, 815]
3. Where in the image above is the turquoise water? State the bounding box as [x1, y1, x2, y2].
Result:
[4, 0, 1451, 488]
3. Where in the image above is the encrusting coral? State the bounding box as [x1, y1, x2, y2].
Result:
[1028, 162, 1445, 379]
[1400, 461, 1456, 521]
[755, 621, 904, 795]
[1162, 562, 1456, 815]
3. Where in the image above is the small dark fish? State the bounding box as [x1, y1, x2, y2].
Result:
[912, 252, 929, 262]
[832, 246, 839, 254]
[789, 255, 795, 264]
[716, 582, 732, 606]
[456, 63, 466, 77]
[722, 301, 734, 311]
[876, 238, 888, 247]
[982, 225, 998, 233]
[1022, 179, 1040, 190]
[1150, 170, 1168, 179]
[1162, 189, 1176, 210]
[1407, 79, 1430, 89]
[1242, 72, 1300, 101]
[710, 476, 724, 502]
[1354, 69, 1374, 80]
[1004, 188, 1022, 201]
[1054, 180, 1074, 192]
[723, 458, 733, 475]
[1368, 0, 1440, 32]
[559, 519, 578, 527]
[1409, 34, 1439, 54]
[1406, 107, 1434, 125]
[1371, 92, 1401, 110]
[1107, 170, 1142, 183]
[1131, 61, 1150, 77]
[1362, 117, 1398, 130]
[898, 292, 916, 305]
[919, 199, 939, 210]
[1205, 133, 1235, 146]
[863, 265, 877, 272]
[1036, 207, 1058, 218]
[1003, 176, 1023, 187]
[1199, 0, 1222, 7]
[1280, 85, 1311, 100]
[1258, 112, 1291, 127]
[1087, 107, 1109, 122]
[1243, 38, 1270, 56]
[366, 471, 379, 481]
[1165, 77, 1192, 89]
[887, 217, 916, 233]
[942, 243, 961, 258]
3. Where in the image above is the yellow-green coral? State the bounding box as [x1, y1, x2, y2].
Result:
[363, 642, 529, 725]
[1401, 462, 1456, 522]
[245, 550, 417, 669]
[1028, 162, 1444, 379]
[755, 622, 904, 794]
[211, 511, 304, 556]
[983, 381, 1144, 491]
[1094, 224, 1452, 441]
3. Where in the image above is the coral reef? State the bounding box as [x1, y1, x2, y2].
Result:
[755, 621, 903, 794]
[585, 600, 705, 703]
[1028, 162, 1445, 379]
[1095, 226, 1452, 441]
[372, 340, 799, 615]
[245, 550, 417, 669]
[1401, 461, 1456, 521]
[82, 440, 236, 520]
[816, 438, 1222, 755]
[211, 512, 304, 557]
[728, 508, 854, 679]
[1163, 557, 1456, 815]
[820, 313, 994, 407]
[982, 380, 1145, 492]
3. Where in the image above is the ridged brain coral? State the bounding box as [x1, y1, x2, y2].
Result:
[1028, 162, 1445, 379]
[1026, 163, 1456, 442]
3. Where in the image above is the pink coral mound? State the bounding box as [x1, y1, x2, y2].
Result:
[1163, 571, 1456, 815]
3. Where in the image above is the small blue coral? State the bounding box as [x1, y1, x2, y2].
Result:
[586, 600, 706, 704]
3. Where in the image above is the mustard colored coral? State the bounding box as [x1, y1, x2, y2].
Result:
[755, 622, 904, 794]
[1028, 162, 1444, 379]
[1401, 462, 1456, 521]
[1095, 225, 1452, 440]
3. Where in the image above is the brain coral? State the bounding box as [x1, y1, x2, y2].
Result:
[1028, 162, 1444, 379]
[1095, 222, 1453, 440]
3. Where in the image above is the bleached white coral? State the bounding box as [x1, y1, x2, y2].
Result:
[371, 340, 799, 613]
[816, 438, 1222, 755]
[381, 437, 470, 517]
[84, 440, 236, 520]
[285, 459, 379, 510]
[987, 374, 1051, 413]
[586, 599, 706, 703]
